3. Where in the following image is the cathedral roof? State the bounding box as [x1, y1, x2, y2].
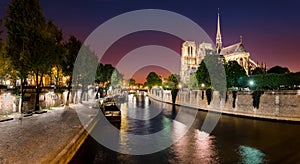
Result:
[220, 42, 248, 55]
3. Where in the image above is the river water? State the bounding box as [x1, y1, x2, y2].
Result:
[71, 94, 300, 163]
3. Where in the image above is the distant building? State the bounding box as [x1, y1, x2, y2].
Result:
[180, 12, 260, 85]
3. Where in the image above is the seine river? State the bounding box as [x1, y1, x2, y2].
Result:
[71, 94, 300, 163]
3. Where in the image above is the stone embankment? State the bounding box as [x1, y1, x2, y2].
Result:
[149, 88, 300, 122]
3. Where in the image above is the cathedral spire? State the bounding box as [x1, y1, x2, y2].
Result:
[216, 9, 222, 53]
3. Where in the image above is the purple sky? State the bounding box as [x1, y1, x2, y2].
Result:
[1, 0, 300, 82]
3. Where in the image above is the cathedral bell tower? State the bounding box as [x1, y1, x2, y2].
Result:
[216, 12, 222, 53]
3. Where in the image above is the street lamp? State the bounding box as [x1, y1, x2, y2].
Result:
[201, 83, 205, 89]
[178, 83, 182, 90]
[249, 79, 255, 89]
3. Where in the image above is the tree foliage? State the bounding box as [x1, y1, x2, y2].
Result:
[129, 78, 136, 86]
[239, 73, 300, 90]
[196, 55, 226, 91]
[0, 19, 15, 85]
[62, 35, 81, 81]
[62, 35, 82, 105]
[186, 73, 198, 89]
[110, 69, 123, 88]
[5, 0, 63, 110]
[267, 65, 290, 74]
[165, 74, 179, 89]
[145, 72, 162, 88]
[196, 60, 210, 87]
[251, 67, 265, 75]
[225, 60, 247, 88]
[95, 64, 115, 84]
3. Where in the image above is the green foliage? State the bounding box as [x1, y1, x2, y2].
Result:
[0, 19, 15, 84]
[165, 74, 179, 89]
[73, 45, 98, 87]
[239, 73, 300, 89]
[196, 55, 226, 91]
[225, 61, 247, 88]
[62, 35, 82, 78]
[110, 69, 123, 88]
[95, 63, 115, 84]
[251, 67, 265, 75]
[145, 72, 162, 89]
[187, 73, 198, 89]
[5, 0, 45, 80]
[267, 65, 290, 74]
[129, 78, 136, 86]
[196, 60, 210, 87]
[5, 0, 65, 110]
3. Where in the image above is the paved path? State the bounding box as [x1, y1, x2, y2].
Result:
[0, 102, 98, 164]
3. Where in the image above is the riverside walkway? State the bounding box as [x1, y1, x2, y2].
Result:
[0, 102, 98, 164]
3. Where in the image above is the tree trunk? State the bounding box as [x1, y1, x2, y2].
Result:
[80, 83, 85, 103]
[56, 66, 60, 86]
[65, 75, 72, 106]
[35, 73, 43, 111]
[35, 73, 39, 111]
[18, 78, 26, 113]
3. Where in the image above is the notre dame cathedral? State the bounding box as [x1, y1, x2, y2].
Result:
[180, 12, 264, 85]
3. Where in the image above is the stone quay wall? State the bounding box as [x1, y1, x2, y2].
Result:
[0, 87, 96, 114]
[149, 88, 300, 121]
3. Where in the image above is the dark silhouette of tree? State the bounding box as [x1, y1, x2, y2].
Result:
[225, 61, 246, 88]
[267, 65, 290, 74]
[129, 78, 136, 86]
[95, 64, 115, 85]
[6, 0, 61, 111]
[196, 55, 226, 94]
[145, 72, 162, 89]
[62, 35, 82, 105]
[0, 19, 15, 85]
[196, 60, 211, 87]
[251, 67, 265, 75]
[166, 74, 179, 89]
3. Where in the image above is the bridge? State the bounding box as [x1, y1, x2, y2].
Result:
[121, 88, 148, 94]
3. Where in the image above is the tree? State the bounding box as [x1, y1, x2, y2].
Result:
[95, 63, 104, 84]
[145, 72, 162, 89]
[95, 64, 115, 85]
[187, 73, 198, 89]
[267, 65, 290, 74]
[0, 19, 15, 85]
[110, 69, 123, 88]
[62, 35, 82, 105]
[196, 60, 211, 87]
[47, 20, 64, 86]
[225, 61, 246, 88]
[5, 0, 57, 111]
[73, 45, 98, 103]
[166, 74, 179, 89]
[129, 78, 136, 86]
[251, 67, 265, 75]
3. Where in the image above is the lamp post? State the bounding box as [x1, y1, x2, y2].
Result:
[249, 79, 255, 89]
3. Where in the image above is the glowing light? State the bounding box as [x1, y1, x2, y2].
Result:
[201, 83, 205, 88]
[249, 80, 255, 87]
[178, 83, 182, 89]
[238, 145, 266, 163]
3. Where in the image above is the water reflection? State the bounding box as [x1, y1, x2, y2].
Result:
[237, 145, 266, 164]
[72, 95, 300, 163]
[171, 129, 219, 163]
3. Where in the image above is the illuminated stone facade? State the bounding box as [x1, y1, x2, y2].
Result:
[180, 13, 257, 84]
